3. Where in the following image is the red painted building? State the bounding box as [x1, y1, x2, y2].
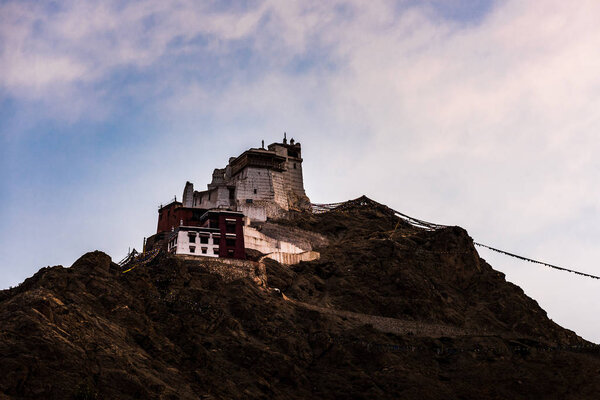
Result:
[200, 210, 245, 259]
[157, 201, 207, 233]
[155, 202, 245, 260]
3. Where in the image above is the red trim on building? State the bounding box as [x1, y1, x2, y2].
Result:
[157, 205, 245, 259]
[157, 202, 208, 233]
[216, 213, 245, 259]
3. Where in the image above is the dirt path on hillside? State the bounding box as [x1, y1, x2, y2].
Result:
[287, 298, 472, 338]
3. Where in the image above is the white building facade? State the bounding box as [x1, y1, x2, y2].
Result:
[167, 227, 221, 257]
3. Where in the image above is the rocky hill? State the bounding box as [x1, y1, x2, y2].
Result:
[1, 199, 599, 399]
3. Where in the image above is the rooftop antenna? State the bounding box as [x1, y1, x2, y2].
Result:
[283, 132, 287, 144]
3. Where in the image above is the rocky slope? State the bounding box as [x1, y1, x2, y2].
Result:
[1, 200, 599, 399]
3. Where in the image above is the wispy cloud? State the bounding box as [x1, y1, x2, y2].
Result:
[2, 0, 600, 341]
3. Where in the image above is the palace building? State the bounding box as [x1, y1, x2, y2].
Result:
[145, 134, 317, 262]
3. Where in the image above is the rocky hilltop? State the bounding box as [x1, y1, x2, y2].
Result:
[1, 200, 599, 399]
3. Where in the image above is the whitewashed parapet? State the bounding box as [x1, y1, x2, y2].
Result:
[243, 226, 306, 254]
[264, 251, 320, 265]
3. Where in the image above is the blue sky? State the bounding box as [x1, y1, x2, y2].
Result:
[3, 0, 600, 342]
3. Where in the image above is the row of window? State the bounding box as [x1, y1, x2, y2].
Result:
[188, 234, 218, 245]
[189, 246, 219, 255]
[186, 234, 236, 247]
[188, 246, 235, 257]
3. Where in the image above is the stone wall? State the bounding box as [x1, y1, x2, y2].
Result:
[182, 182, 194, 207]
[237, 200, 287, 222]
[193, 188, 218, 209]
[283, 158, 306, 198]
[178, 255, 267, 286]
[270, 170, 288, 210]
[234, 167, 274, 202]
[238, 203, 267, 222]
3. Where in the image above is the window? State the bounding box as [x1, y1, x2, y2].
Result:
[226, 238, 236, 247]
[213, 247, 219, 254]
[200, 236, 209, 244]
[227, 249, 235, 257]
[188, 234, 196, 243]
[189, 246, 196, 253]
[226, 222, 236, 233]
[213, 237, 220, 245]
[293, 163, 297, 169]
[253, 189, 257, 194]
[228, 188, 235, 200]
[201, 247, 207, 254]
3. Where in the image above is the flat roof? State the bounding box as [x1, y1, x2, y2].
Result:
[200, 209, 244, 219]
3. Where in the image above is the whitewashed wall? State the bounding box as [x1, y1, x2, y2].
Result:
[171, 230, 220, 257]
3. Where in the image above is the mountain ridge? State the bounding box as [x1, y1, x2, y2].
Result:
[1, 200, 599, 399]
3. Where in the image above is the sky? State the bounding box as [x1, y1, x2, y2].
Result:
[2, 0, 600, 342]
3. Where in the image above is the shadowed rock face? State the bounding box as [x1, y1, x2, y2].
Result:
[1, 204, 599, 399]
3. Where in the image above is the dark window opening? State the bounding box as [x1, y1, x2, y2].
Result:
[227, 249, 235, 257]
[228, 188, 235, 200]
[293, 163, 297, 169]
[201, 247, 207, 254]
[189, 246, 196, 253]
[226, 223, 236, 233]
[200, 236, 209, 244]
[213, 237, 220, 245]
[188, 234, 196, 243]
[213, 248, 219, 254]
[226, 239, 236, 247]
[253, 189, 257, 194]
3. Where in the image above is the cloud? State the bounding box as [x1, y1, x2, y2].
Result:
[3, 0, 600, 341]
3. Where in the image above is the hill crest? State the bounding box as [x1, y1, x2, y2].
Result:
[1, 201, 599, 399]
